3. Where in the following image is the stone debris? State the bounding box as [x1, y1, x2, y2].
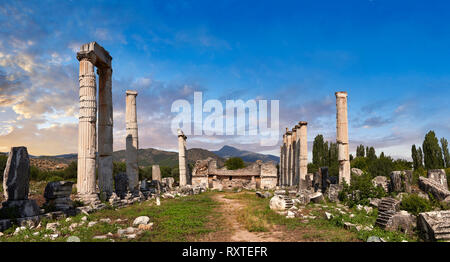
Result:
[67, 236, 81, 242]
[386, 211, 416, 234]
[310, 192, 324, 203]
[324, 212, 333, 220]
[46, 222, 59, 231]
[389, 171, 412, 193]
[133, 216, 150, 226]
[44, 181, 74, 211]
[372, 176, 389, 192]
[418, 176, 450, 202]
[427, 169, 448, 190]
[327, 184, 342, 203]
[417, 210, 450, 242]
[375, 197, 400, 229]
[269, 195, 294, 211]
[99, 218, 111, 223]
[88, 221, 97, 227]
[351, 168, 364, 176]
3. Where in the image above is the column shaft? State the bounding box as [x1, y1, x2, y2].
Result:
[336, 92, 350, 185]
[98, 67, 113, 196]
[77, 58, 97, 196]
[126, 91, 139, 193]
[178, 129, 188, 187]
[298, 122, 308, 188]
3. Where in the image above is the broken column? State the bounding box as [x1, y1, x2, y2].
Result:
[298, 121, 308, 188]
[44, 181, 74, 211]
[152, 165, 161, 182]
[336, 91, 350, 185]
[178, 129, 188, 187]
[286, 131, 292, 187]
[1, 147, 40, 218]
[76, 42, 113, 203]
[418, 210, 450, 242]
[126, 90, 139, 194]
[98, 67, 113, 198]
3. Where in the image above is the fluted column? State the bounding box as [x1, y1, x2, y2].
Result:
[283, 128, 288, 187]
[126, 90, 139, 194]
[336, 92, 350, 185]
[291, 127, 297, 186]
[98, 67, 113, 197]
[286, 131, 292, 187]
[298, 121, 308, 188]
[279, 144, 283, 186]
[76, 52, 97, 198]
[178, 129, 188, 187]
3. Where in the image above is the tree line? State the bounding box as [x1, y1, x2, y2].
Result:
[411, 130, 450, 170]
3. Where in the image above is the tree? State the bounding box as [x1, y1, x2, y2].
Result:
[411, 145, 419, 170]
[313, 135, 327, 166]
[423, 131, 444, 169]
[367, 147, 377, 161]
[418, 147, 424, 168]
[356, 145, 365, 158]
[440, 138, 450, 168]
[225, 157, 245, 170]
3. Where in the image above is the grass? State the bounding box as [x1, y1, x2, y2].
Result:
[0, 192, 222, 242]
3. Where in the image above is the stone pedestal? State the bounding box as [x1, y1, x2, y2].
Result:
[152, 165, 161, 182]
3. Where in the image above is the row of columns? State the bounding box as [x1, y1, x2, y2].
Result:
[279, 122, 308, 188]
[77, 42, 142, 202]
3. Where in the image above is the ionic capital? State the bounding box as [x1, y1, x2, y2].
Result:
[77, 50, 97, 64]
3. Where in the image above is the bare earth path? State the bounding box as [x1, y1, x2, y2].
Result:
[203, 193, 285, 242]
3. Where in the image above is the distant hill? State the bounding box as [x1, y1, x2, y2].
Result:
[29, 148, 225, 168]
[213, 145, 279, 163]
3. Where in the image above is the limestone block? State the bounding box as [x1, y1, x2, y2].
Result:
[351, 168, 364, 176]
[372, 176, 389, 192]
[427, 169, 448, 190]
[418, 176, 450, 201]
[417, 210, 450, 241]
[3, 147, 30, 201]
[152, 165, 161, 182]
[269, 195, 294, 211]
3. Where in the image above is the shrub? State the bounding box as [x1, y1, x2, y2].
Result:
[400, 194, 432, 215]
[339, 174, 387, 207]
[351, 157, 368, 172]
[225, 157, 245, 170]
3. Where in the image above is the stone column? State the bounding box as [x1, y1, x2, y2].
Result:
[279, 143, 284, 186]
[178, 129, 188, 187]
[76, 51, 97, 199]
[283, 128, 288, 187]
[126, 90, 139, 194]
[336, 92, 350, 185]
[286, 131, 292, 187]
[298, 121, 308, 187]
[292, 127, 297, 186]
[98, 67, 113, 198]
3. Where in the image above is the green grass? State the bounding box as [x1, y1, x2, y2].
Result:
[0, 192, 222, 242]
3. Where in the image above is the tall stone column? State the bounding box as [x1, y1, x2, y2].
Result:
[286, 131, 292, 187]
[298, 121, 308, 188]
[279, 141, 284, 187]
[126, 90, 139, 194]
[336, 92, 350, 185]
[178, 129, 188, 187]
[291, 127, 297, 186]
[76, 52, 97, 199]
[283, 128, 288, 187]
[98, 67, 113, 198]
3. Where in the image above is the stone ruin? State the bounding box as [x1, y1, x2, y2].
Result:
[418, 210, 450, 241]
[191, 158, 277, 190]
[44, 181, 74, 211]
[0, 147, 40, 221]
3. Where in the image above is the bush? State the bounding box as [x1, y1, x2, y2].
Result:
[225, 157, 245, 170]
[368, 156, 394, 178]
[400, 194, 432, 215]
[339, 174, 387, 207]
[351, 157, 369, 172]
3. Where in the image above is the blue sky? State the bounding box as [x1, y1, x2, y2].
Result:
[1, 0, 450, 159]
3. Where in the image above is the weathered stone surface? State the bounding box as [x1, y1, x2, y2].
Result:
[133, 216, 150, 226]
[269, 195, 294, 211]
[310, 192, 324, 203]
[336, 92, 350, 185]
[114, 172, 128, 198]
[418, 176, 450, 201]
[295, 190, 311, 205]
[1, 200, 40, 218]
[44, 181, 73, 199]
[372, 176, 388, 192]
[427, 169, 448, 190]
[3, 147, 30, 201]
[369, 198, 382, 208]
[386, 211, 416, 234]
[162, 177, 174, 189]
[389, 171, 412, 193]
[351, 168, 364, 176]
[417, 210, 450, 241]
[126, 90, 139, 193]
[152, 165, 161, 182]
[375, 197, 400, 229]
[327, 184, 342, 202]
[178, 129, 188, 187]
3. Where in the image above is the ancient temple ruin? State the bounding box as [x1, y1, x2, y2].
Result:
[336, 91, 350, 185]
[178, 129, 189, 186]
[126, 90, 139, 194]
[192, 158, 277, 190]
[76, 42, 113, 202]
[279, 121, 308, 189]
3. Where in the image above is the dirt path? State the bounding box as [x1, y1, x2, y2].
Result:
[208, 193, 285, 242]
